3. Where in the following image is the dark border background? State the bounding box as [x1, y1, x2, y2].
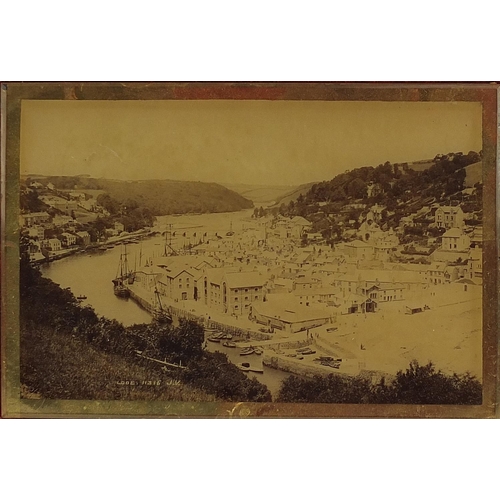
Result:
[1, 82, 497, 418]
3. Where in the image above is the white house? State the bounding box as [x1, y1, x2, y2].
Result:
[43, 238, 62, 252]
[441, 228, 470, 252]
[435, 206, 464, 229]
[61, 232, 77, 247]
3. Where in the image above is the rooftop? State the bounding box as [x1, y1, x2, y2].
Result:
[224, 271, 266, 289]
[443, 228, 464, 238]
[253, 301, 330, 324]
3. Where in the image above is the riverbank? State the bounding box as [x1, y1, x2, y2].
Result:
[39, 228, 153, 264]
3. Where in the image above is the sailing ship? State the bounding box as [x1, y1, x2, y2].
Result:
[153, 279, 173, 324]
[112, 243, 131, 298]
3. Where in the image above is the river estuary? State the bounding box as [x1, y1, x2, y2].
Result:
[40, 210, 292, 396]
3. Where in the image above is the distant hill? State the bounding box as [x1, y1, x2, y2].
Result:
[464, 161, 482, 187]
[221, 183, 296, 206]
[29, 176, 254, 215]
[100, 179, 254, 215]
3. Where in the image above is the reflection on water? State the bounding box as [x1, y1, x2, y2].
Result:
[41, 245, 152, 326]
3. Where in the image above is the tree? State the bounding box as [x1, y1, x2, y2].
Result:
[276, 360, 482, 405]
[387, 360, 481, 405]
[97, 193, 121, 215]
[347, 178, 367, 199]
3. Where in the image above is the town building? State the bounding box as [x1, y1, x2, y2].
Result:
[431, 227, 471, 263]
[157, 267, 195, 301]
[21, 212, 50, 227]
[27, 225, 45, 240]
[76, 231, 91, 246]
[426, 262, 448, 285]
[273, 216, 312, 239]
[54, 199, 78, 215]
[134, 267, 166, 292]
[469, 227, 483, 248]
[441, 227, 470, 252]
[467, 248, 482, 282]
[42, 238, 62, 252]
[360, 283, 405, 311]
[52, 215, 74, 227]
[356, 210, 399, 261]
[61, 232, 77, 247]
[366, 182, 383, 198]
[293, 276, 320, 290]
[251, 300, 331, 333]
[339, 240, 374, 260]
[435, 206, 464, 229]
[203, 268, 266, 316]
[69, 191, 86, 201]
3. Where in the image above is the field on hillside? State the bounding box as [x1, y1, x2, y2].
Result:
[272, 182, 316, 206]
[464, 161, 482, 187]
[408, 161, 434, 172]
[222, 184, 297, 206]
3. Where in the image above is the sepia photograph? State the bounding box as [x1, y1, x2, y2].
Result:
[1, 82, 498, 418]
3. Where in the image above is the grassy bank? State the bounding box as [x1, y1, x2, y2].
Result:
[21, 324, 214, 401]
[20, 239, 271, 402]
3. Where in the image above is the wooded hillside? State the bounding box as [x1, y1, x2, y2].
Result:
[28, 176, 254, 215]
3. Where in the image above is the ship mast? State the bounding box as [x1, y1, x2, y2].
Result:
[163, 223, 177, 257]
[122, 243, 129, 277]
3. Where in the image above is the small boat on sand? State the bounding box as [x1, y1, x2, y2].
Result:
[204, 328, 220, 336]
[240, 347, 255, 356]
[296, 347, 316, 355]
[238, 362, 264, 373]
[208, 336, 222, 343]
[76, 295, 87, 300]
[249, 366, 264, 374]
[222, 341, 237, 348]
[321, 361, 341, 369]
[253, 347, 263, 355]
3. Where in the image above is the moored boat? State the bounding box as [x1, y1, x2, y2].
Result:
[222, 341, 237, 348]
[204, 328, 219, 336]
[237, 362, 263, 373]
[112, 243, 131, 298]
[240, 347, 255, 356]
[249, 366, 264, 374]
[152, 283, 173, 324]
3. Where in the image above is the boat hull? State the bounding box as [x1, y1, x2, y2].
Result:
[114, 286, 130, 298]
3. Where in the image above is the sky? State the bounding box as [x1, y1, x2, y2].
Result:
[20, 99, 482, 186]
